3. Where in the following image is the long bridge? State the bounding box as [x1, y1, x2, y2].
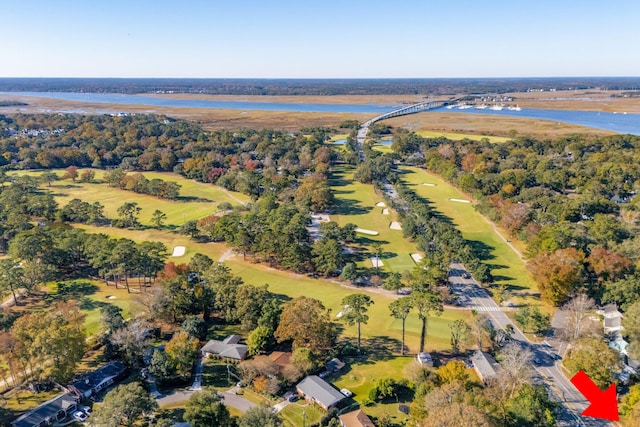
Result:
[356, 99, 452, 158]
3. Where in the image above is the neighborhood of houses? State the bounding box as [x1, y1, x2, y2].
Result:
[12, 335, 376, 427]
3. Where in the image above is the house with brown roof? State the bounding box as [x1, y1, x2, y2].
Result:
[339, 409, 374, 427]
[254, 351, 292, 373]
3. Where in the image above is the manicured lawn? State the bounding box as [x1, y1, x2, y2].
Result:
[279, 402, 324, 427]
[2, 389, 61, 413]
[400, 166, 538, 303]
[43, 279, 140, 336]
[10, 169, 249, 227]
[416, 130, 511, 143]
[329, 165, 418, 275]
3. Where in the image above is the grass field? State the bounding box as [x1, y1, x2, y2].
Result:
[416, 130, 511, 143]
[43, 279, 141, 336]
[329, 165, 418, 275]
[10, 169, 250, 227]
[399, 166, 539, 304]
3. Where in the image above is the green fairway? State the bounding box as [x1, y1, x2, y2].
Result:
[400, 166, 537, 299]
[416, 130, 511, 143]
[77, 223, 467, 354]
[329, 165, 418, 275]
[11, 169, 250, 227]
[41, 278, 140, 336]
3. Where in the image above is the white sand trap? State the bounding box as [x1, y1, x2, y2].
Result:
[389, 221, 402, 230]
[172, 246, 186, 257]
[356, 228, 379, 236]
[382, 208, 389, 215]
[411, 253, 424, 263]
[449, 198, 471, 203]
[422, 183, 436, 186]
[376, 202, 386, 207]
[370, 257, 384, 267]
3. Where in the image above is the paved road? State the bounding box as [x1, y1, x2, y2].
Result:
[449, 262, 614, 427]
[220, 387, 257, 412]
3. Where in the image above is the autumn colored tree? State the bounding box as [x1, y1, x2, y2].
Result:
[437, 361, 469, 385]
[587, 247, 633, 282]
[275, 296, 336, 354]
[62, 165, 78, 182]
[527, 248, 585, 305]
[165, 331, 200, 379]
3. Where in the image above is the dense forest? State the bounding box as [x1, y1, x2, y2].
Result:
[0, 77, 638, 95]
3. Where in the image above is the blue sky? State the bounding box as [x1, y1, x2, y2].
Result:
[2, 0, 638, 78]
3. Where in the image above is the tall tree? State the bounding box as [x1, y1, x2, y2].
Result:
[371, 242, 383, 274]
[341, 293, 374, 353]
[151, 209, 167, 228]
[562, 293, 597, 342]
[0, 258, 23, 305]
[275, 296, 336, 354]
[238, 405, 283, 427]
[165, 331, 200, 380]
[389, 297, 412, 355]
[449, 319, 470, 355]
[527, 248, 585, 305]
[184, 389, 234, 427]
[116, 202, 142, 228]
[91, 382, 158, 427]
[411, 291, 443, 353]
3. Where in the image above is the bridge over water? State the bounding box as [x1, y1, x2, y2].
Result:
[356, 99, 453, 158]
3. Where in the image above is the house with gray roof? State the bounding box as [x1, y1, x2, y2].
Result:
[471, 350, 499, 383]
[68, 361, 127, 398]
[201, 335, 248, 360]
[12, 393, 78, 427]
[296, 375, 345, 410]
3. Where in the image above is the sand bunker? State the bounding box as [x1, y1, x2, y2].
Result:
[389, 221, 402, 230]
[172, 246, 186, 257]
[411, 253, 424, 263]
[422, 183, 436, 186]
[449, 198, 471, 203]
[106, 295, 116, 300]
[370, 257, 384, 268]
[382, 208, 389, 215]
[356, 228, 379, 236]
[376, 202, 386, 207]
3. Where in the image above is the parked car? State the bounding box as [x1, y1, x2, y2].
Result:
[284, 391, 298, 402]
[533, 357, 542, 365]
[73, 411, 87, 422]
[340, 388, 353, 397]
[81, 406, 92, 415]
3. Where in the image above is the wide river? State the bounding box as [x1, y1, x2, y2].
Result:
[2, 91, 639, 135]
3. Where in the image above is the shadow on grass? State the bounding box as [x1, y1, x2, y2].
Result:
[331, 198, 370, 216]
[202, 360, 235, 388]
[176, 196, 213, 203]
[467, 240, 496, 261]
[45, 281, 100, 305]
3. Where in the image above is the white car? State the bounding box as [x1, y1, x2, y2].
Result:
[340, 388, 353, 397]
[73, 411, 88, 422]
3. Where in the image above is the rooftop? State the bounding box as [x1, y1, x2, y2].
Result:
[70, 361, 126, 395]
[12, 393, 78, 427]
[202, 336, 248, 360]
[471, 350, 498, 381]
[338, 409, 375, 427]
[296, 375, 345, 408]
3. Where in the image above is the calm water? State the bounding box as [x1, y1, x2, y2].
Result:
[0, 91, 401, 114]
[2, 91, 639, 135]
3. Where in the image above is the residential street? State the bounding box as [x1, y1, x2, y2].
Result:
[449, 262, 614, 427]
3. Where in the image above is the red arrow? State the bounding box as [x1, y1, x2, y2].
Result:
[570, 370, 619, 421]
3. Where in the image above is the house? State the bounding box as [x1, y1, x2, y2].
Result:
[12, 393, 79, 427]
[471, 350, 499, 383]
[296, 375, 345, 410]
[254, 351, 292, 373]
[338, 409, 375, 427]
[598, 304, 624, 334]
[68, 361, 127, 399]
[326, 357, 345, 372]
[416, 352, 433, 367]
[201, 335, 248, 361]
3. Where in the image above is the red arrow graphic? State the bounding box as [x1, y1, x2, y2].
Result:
[570, 370, 619, 421]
